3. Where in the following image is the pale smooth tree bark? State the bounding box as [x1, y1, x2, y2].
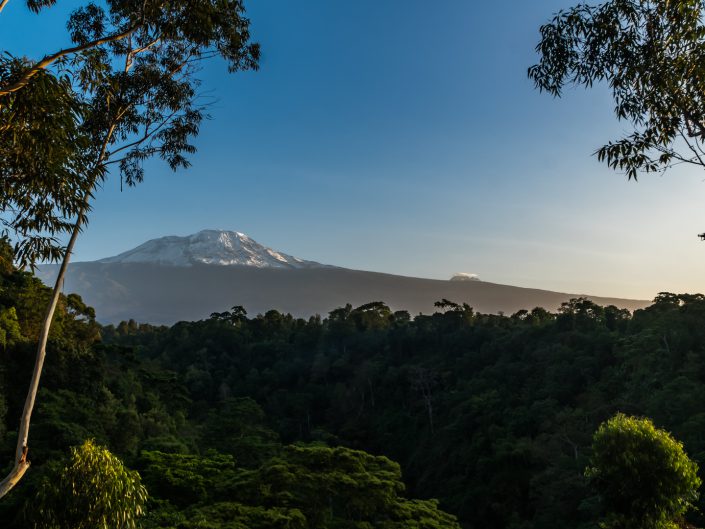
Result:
[0, 196, 87, 498]
[0, 126, 112, 498]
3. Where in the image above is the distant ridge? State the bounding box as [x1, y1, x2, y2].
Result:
[36, 230, 651, 324]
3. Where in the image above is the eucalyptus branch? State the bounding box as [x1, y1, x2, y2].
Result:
[0, 25, 138, 97]
[108, 53, 199, 159]
[683, 110, 705, 139]
[125, 36, 161, 73]
[691, 133, 705, 158]
[108, 110, 180, 158]
[124, 34, 133, 73]
[530, 0, 705, 179]
[678, 130, 705, 168]
[652, 144, 699, 169]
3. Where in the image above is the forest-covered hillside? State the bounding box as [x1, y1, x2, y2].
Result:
[1, 245, 705, 528]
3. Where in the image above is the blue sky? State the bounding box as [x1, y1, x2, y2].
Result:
[2, 0, 704, 299]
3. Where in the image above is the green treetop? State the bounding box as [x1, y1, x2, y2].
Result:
[586, 413, 701, 529]
[35, 439, 148, 529]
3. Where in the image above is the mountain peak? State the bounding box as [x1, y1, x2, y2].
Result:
[98, 229, 328, 269]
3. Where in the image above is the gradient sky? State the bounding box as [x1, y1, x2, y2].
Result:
[2, 0, 705, 300]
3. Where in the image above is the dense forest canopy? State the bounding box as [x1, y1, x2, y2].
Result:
[0, 241, 703, 528]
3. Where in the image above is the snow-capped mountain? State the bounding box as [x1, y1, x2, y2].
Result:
[36, 228, 650, 324]
[98, 229, 328, 268]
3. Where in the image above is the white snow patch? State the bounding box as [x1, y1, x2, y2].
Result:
[99, 229, 329, 269]
[450, 272, 480, 282]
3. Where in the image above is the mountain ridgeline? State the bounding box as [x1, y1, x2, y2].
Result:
[3, 242, 705, 528]
[37, 230, 649, 324]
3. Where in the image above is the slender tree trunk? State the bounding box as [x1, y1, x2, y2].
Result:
[0, 112, 115, 499]
[0, 194, 89, 499]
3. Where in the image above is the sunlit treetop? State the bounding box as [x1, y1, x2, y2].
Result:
[586, 413, 701, 529]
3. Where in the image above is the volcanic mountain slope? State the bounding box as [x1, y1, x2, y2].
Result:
[37, 230, 650, 324]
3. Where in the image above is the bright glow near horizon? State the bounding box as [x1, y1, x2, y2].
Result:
[1, 0, 704, 301]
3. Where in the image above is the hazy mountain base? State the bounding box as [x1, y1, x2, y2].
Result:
[37, 262, 649, 324]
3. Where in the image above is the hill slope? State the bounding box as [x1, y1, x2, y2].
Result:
[37, 262, 649, 324]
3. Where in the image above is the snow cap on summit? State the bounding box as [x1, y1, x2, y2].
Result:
[99, 229, 327, 269]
